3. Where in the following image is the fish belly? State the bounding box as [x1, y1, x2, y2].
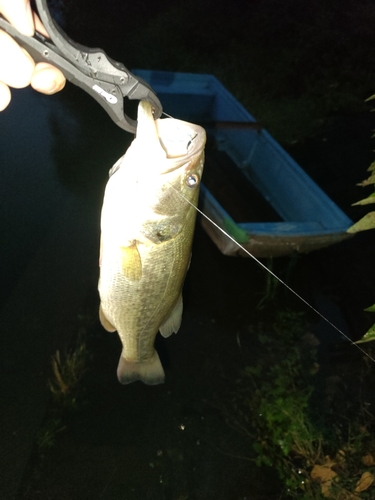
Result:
[98, 227, 193, 385]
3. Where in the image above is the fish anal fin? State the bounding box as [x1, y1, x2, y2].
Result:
[120, 242, 142, 281]
[159, 294, 183, 338]
[117, 350, 165, 385]
[99, 234, 103, 267]
[99, 304, 116, 332]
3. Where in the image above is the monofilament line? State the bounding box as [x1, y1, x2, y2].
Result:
[171, 183, 375, 364]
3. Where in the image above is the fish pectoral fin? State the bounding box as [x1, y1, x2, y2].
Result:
[159, 293, 183, 338]
[99, 304, 116, 332]
[120, 242, 142, 281]
[117, 350, 165, 385]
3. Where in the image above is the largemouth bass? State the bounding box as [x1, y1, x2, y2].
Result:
[98, 100, 206, 385]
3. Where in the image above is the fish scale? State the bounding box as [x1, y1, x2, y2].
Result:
[98, 100, 206, 385]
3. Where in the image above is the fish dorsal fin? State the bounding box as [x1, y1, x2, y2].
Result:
[159, 293, 183, 338]
[120, 242, 142, 281]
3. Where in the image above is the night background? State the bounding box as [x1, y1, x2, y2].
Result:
[2, 0, 375, 498]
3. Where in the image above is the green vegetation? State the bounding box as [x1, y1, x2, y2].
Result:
[225, 310, 375, 499]
[35, 314, 93, 457]
[48, 334, 89, 410]
[35, 418, 66, 456]
[347, 98, 375, 343]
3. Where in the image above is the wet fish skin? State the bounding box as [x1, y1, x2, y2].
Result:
[98, 100, 206, 385]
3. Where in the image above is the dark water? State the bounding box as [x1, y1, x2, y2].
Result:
[0, 85, 127, 499]
[1, 83, 375, 500]
[0, 83, 278, 499]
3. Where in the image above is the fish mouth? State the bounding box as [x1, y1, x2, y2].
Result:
[136, 101, 206, 174]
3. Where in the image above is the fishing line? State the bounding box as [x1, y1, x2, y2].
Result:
[169, 182, 375, 364]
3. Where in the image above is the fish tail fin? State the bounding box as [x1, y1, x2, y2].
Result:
[117, 350, 165, 385]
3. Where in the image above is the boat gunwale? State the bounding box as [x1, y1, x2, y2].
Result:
[133, 69, 353, 257]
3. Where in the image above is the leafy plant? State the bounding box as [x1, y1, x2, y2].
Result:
[48, 332, 89, 409]
[35, 418, 66, 457]
[347, 114, 375, 343]
[33, 331, 91, 461]
[227, 310, 375, 499]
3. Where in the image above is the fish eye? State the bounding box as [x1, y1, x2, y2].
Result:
[186, 173, 200, 188]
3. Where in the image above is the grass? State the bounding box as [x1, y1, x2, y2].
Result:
[48, 335, 88, 409]
[34, 313, 94, 458]
[221, 308, 375, 499]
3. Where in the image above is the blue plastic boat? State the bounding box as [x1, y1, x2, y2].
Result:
[134, 70, 353, 258]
